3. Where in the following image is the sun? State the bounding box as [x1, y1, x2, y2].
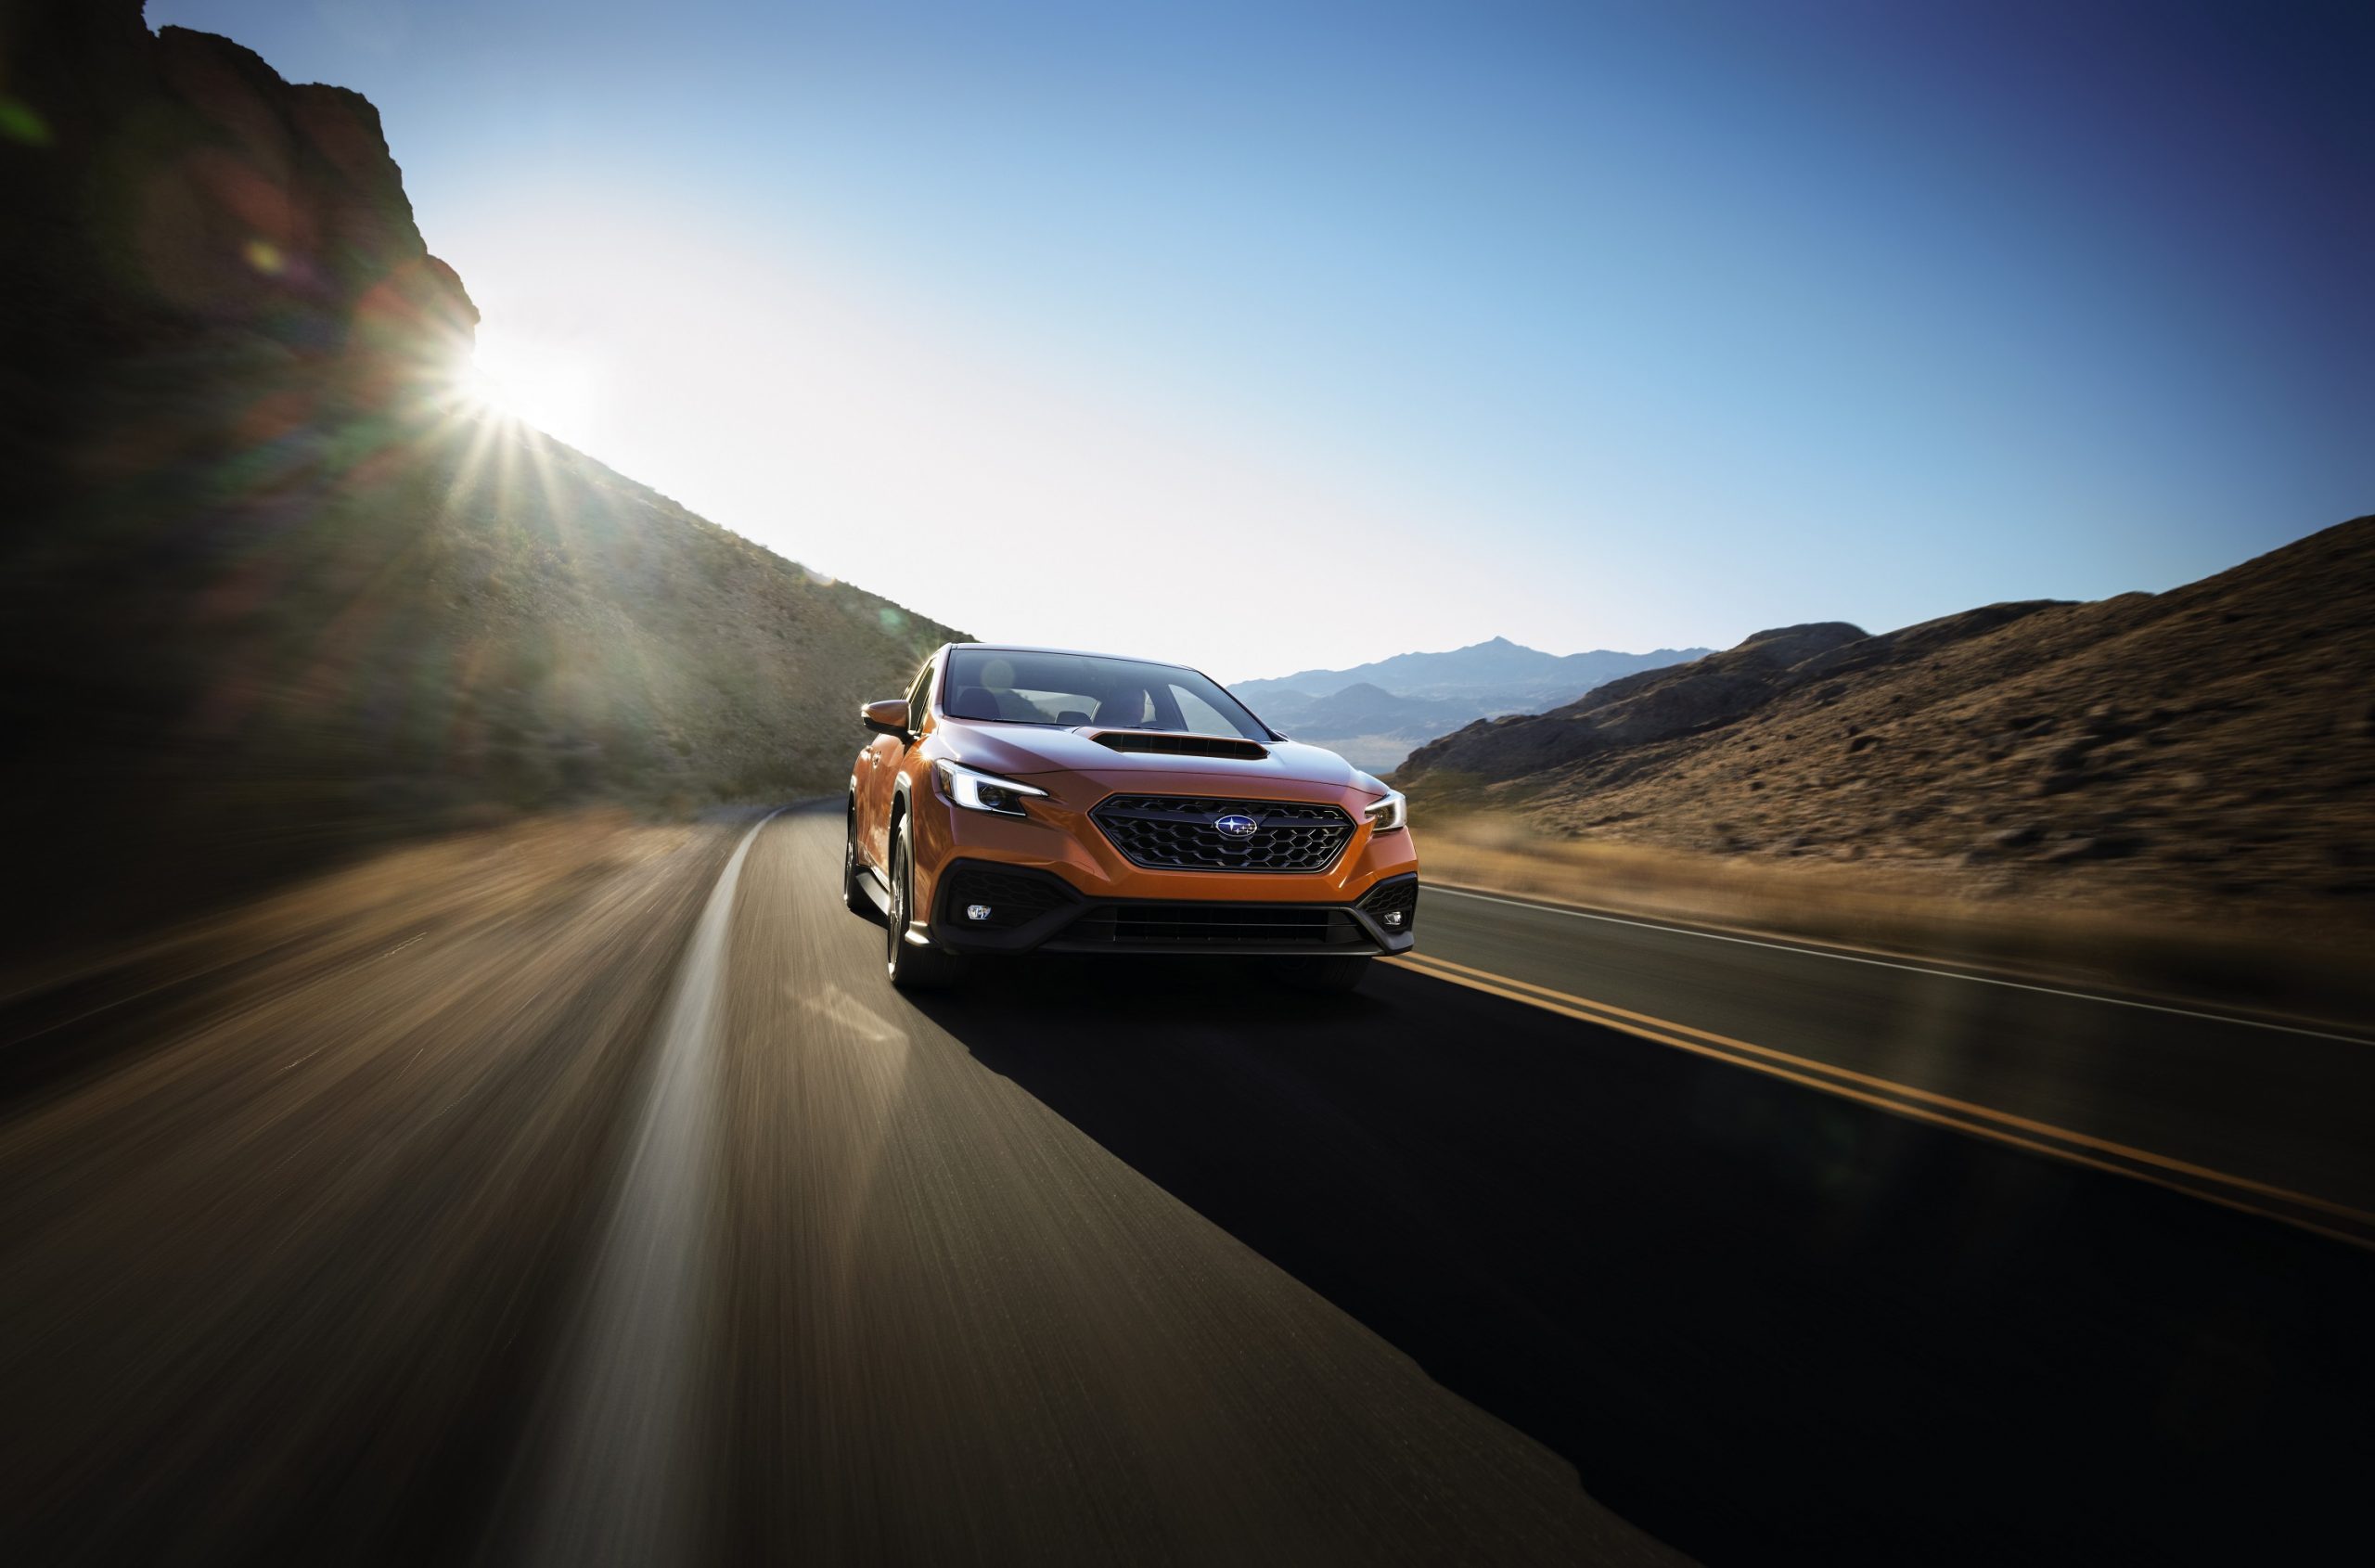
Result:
[443, 338, 608, 438]
[452, 358, 522, 418]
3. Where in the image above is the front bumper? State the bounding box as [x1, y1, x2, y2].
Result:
[930, 861, 1419, 958]
[910, 766, 1419, 901]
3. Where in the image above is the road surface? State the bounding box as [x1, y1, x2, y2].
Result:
[3, 803, 2370, 1565]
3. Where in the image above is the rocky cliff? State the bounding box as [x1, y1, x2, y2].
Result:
[0, 2, 960, 943]
[2, 3, 473, 378]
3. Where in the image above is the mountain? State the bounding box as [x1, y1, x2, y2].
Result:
[1399, 518, 2375, 922]
[1238, 636, 1713, 710]
[1236, 637, 1712, 771]
[1290, 681, 1481, 735]
[0, 3, 959, 940]
[1248, 683, 1483, 772]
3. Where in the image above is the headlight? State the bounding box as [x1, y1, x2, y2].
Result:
[933, 759, 1048, 817]
[1363, 789, 1407, 834]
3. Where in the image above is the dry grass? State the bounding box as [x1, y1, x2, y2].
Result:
[1419, 812, 2374, 1027]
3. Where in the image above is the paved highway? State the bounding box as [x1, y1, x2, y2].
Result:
[1405, 885, 2375, 1241]
[3, 802, 2370, 1565]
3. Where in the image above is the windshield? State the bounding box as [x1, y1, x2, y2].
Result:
[943, 649, 1272, 740]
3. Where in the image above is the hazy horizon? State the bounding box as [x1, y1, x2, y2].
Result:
[147, 0, 2374, 681]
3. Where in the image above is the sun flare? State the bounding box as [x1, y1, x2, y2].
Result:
[445, 339, 608, 439]
[452, 359, 522, 418]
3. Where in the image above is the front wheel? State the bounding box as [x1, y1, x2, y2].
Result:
[1273, 955, 1374, 995]
[884, 823, 965, 991]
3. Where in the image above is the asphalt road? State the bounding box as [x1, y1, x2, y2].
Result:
[1404, 885, 2375, 1239]
[4, 802, 2372, 1566]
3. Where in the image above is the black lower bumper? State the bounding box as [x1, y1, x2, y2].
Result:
[929, 860, 1419, 958]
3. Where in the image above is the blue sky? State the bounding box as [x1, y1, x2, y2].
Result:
[148, 0, 2373, 679]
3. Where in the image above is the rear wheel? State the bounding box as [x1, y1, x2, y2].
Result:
[884, 820, 965, 991]
[1275, 955, 1374, 995]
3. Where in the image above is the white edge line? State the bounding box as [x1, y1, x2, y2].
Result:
[519, 804, 784, 1568]
[1424, 885, 2375, 1047]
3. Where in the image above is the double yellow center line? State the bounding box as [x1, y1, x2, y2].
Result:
[1386, 949, 2375, 1252]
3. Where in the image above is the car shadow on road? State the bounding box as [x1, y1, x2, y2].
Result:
[917, 957, 2375, 1566]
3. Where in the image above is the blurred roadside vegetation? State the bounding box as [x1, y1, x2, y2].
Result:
[1418, 810, 2374, 1026]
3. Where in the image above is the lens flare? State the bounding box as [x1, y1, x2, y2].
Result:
[451, 358, 521, 418]
[443, 339, 607, 437]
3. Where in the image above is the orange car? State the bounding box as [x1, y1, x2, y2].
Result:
[845, 644, 1418, 992]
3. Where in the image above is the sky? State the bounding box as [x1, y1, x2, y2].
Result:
[148, 0, 2374, 681]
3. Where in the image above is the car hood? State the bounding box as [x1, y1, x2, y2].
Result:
[940, 722, 1373, 791]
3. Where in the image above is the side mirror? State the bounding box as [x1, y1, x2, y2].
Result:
[862, 699, 911, 737]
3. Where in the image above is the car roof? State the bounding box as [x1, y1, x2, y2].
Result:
[944, 642, 1201, 670]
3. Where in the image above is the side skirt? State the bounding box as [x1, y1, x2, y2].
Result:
[854, 859, 892, 918]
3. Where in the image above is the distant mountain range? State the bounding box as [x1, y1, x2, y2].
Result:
[1235, 637, 1712, 771]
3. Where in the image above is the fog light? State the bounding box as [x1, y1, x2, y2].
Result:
[1383, 910, 1404, 928]
[966, 904, 994, 922]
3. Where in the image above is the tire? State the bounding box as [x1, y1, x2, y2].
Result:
[1275, 955, 1373, 995]
[842, 804, 874, 917]
[884, 819, 965, 991]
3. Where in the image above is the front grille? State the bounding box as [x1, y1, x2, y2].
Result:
[1091, 795, 1354, 873]
[1092, 731, 1270, 761]
[1064, 904, 1360, 947]
[1359, 877, 1419, 934]
[938, 865, 1076, 931]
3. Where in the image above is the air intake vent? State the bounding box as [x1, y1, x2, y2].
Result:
[1091, 731, 1270, 761]
[939, 865, 1077, 930]
[1066, 905, 1359, 947]
[1359, 876, 1419, 933]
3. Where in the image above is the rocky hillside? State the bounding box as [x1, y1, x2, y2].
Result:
[1400, 519, 2375, 924]
[0, 3, 958, 939]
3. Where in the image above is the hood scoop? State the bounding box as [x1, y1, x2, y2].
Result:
[1090, 731, 1270, 762]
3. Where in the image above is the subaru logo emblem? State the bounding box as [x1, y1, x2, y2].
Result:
[1213, 813, 1260, 840]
